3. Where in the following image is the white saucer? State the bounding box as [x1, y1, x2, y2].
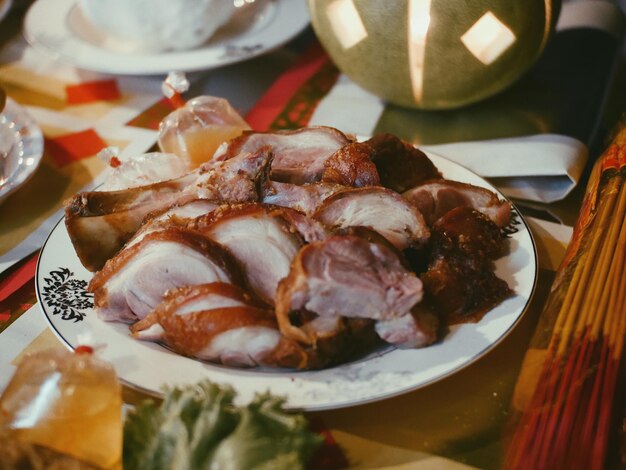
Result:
[23, 0, 310, 75]
[0, 98, 44, 205]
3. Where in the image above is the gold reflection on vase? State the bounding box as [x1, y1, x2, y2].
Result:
[326, 0, 368, 50]
[408, 0, 432, 102]
[461, 11, 516, 65]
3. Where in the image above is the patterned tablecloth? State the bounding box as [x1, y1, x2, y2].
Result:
[0, 1, 624, 468]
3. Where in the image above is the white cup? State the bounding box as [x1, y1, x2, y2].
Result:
[78, 0, 236, 53]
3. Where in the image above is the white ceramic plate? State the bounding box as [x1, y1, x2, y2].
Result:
[36, 154, 537, 410]
[0, 98, 44, 205]
[23, 0, 309, 75]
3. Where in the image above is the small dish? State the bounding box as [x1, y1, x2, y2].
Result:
[23, 0, 310, 75]
[0, 98, 44, 205]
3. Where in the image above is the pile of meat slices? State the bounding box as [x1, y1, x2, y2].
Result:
[65, 126, 513, 370]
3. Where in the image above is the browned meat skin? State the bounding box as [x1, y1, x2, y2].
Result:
[322, 142, 380, 187]
[65, 148, 272, 272]
[313, 186, 430, 250]
[366, 133, 441, 193]
[190, 204, 309, 305]
[275, 235, 425, 347]
[421, 207, 512, 323]
[160, 306, 277, 363]
[403, 179, 512, 228]
[89, 228, 244, 323]
[289, 317, 382, 369]
[215, 126, 353, 184]
[431, 206, 508, 260]
[420, 255, 512, 324]
[149, 284, 289, 367]
[130, 281, 259, 341]
[131, 283, 317, 369]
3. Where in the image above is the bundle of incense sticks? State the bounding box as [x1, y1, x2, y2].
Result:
[505, 120, 626, 470]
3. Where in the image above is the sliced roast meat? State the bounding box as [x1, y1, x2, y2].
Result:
[62, 124, 519, 371]
[321, 141, 380, 187]
[313, 186, 430, 250]
[65, 173, 198, 272]
[191, 204, 309, 305]
[374, 305, 438, 348]
[65, 148, 271, 271]
[366, 133, 441, 193]
[193, 146, 271, 202]
[130, 283, 308, 368]
[148, 198, 220, 222]
[334, 225, 404, 258]
[65, 172, 197, 218]
[276, 207, 329, 243]
[403, 179, 512, 228]
[160, 307, 281, 368]
[127, 199, 219, 249]
[275, 235, 427, 348]
[89, 228, 243, 323]
[215, 126, 352, 184]
[262, 180, 345, 216]
[130, 282, 256, 341]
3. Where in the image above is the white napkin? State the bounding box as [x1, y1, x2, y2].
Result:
[423, 134, 588, 203]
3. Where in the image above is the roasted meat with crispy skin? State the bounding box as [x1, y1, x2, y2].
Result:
[403, 179, 512, 227]
[190, 204, 314, 305]
[366, 133, 441, 192]
[66, 147, 272, 271]
[215, 126, 352, 184]
[127, 199, 219, 248]
[275, 235, 437, 349]
[130, 281, 259, 341]
[421, 207, 512, 323]
[313, 186, 430, 250]
[430, 206, 508, 260]
[421, 256, 512, 324]
[321, 141, 380, 187]
[131, 282, 364, 370]
[131, 283, 308, 368]
[89, 228, 243, 323]
[59, 124, 522, 371]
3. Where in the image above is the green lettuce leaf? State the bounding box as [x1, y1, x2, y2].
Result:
[123, 381, 322, 470]
[123, 381, 238, 470]
[211, 394, 323, 470]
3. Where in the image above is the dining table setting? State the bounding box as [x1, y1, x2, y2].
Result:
[0, 0, 625, 468]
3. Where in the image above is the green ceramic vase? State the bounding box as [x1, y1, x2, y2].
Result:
[308, 0, 560, 109]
